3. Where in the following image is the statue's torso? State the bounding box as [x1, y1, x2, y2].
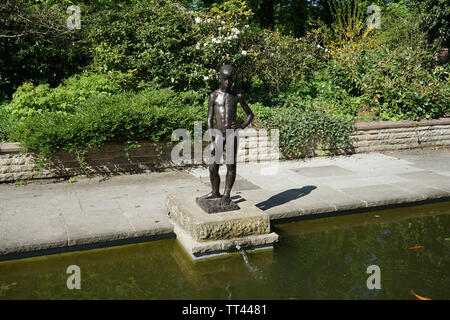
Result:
[213, 90, 238, 132]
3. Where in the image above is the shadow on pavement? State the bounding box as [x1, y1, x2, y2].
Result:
[254, 186, 317, 211]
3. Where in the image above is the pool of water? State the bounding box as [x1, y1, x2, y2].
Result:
[1, 202, 449, 300]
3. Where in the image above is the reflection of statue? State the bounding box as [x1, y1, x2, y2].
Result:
[199, 65, 254, 208]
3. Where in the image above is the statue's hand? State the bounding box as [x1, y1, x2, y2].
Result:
[231, 122, 244, 129]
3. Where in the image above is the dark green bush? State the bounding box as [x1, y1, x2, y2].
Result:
[0, 0, 92, 101]
[251, 104, 353, 158]
[9, 88, 207, 169]
[415, 0, 450, 48]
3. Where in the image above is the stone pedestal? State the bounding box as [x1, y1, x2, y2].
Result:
[166, 192, 278, 260]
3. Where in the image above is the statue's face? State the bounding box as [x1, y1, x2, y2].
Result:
[219, 72, 234, 91]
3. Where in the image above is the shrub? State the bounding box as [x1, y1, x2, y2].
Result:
[251, 104, 353, 158]
[415, 0, 450, 48]
[4, 72, 128, 120]
[324, 4, 450, 120]
[0, 0, 91, 100]
[248, 30, 322, 95]
[327, 0, 367, 45]
[9, 88, 207, 169]
[86, 0, 257, 94]
[0, 101, 13, 142]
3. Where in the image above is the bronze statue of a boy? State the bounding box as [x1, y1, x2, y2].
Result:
[199, 65, 254, 208]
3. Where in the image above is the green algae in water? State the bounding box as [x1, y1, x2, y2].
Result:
[0, 201, 449, 300]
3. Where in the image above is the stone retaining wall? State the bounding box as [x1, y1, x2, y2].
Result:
[1, 118, 449, 182]
[350, 118, 450, 152]
[0, 142, 174, 182]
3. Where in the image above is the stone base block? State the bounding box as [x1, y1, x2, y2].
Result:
[171, 221, 278, 260]
[166, 192, 270, 241]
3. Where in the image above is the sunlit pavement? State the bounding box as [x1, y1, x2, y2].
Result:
[1, 148, 449, 259]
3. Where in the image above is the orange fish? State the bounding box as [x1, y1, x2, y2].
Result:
[411, 290, 432, 300]
[407, 246, 424, 250]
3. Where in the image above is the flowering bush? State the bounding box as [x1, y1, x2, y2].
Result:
[85, 0, 255, 94]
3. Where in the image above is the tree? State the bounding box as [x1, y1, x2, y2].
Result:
[414, 0, 450, 48]
[0, 0, 90, 101]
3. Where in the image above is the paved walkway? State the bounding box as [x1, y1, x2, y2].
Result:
[1, 148, 449, 259]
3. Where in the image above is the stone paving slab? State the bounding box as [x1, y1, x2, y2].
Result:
[290, 165, 355, 177]
[0, 149, 449, 259]
[339, 184, 424, 208]
[63, 208, 136, 246]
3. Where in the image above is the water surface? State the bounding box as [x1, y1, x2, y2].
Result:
[1, 202, 449, 299]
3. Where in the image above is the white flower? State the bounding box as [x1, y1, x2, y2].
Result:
[231, 27, 240, 34]
[195, 43, 201, 50]
[203, 76, 209, 80]
[194, 17, 201, 24]
[241, 50, 247, 56]
[206, 18, 212, 23]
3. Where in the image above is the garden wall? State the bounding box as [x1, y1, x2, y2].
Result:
[1, 118, 449, 182]
[350, 118, 450, 152]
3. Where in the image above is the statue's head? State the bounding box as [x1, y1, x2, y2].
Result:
[219, 65, 235, 91]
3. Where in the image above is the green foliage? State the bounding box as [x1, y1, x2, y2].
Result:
[248, 30, 323, 95]
[4, 72, 127, 120]
[0, 0, 92, 100]
[0, 101, 13, 142]
[252, 104, 353, 158]
[86, 0, 257, 94]
[87, 1, 201, 91]
[325, 4, 450, 120]
[9, 88, 207, 169]
[2, 0, 449, 162]
[415, 0, 450, 48]
[327, 0, 367, 44]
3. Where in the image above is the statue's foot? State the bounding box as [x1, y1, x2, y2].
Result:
[219, 194, 231, 206]
[199, 192, 221, 200]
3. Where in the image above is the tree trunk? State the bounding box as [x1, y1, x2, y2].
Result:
[260, 0, 274, 31]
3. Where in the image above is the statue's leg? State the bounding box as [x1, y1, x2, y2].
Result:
[199, 139, 221, 199]
[209, 162, 221, 197]
[221, 134, 238, 205]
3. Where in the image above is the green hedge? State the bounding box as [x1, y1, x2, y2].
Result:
[9, 88, 207, 169]
[251, 104, 353, 158]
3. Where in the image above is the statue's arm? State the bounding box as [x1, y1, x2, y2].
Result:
[238, 94, 254, 129]
[207, 92, 215, 130]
